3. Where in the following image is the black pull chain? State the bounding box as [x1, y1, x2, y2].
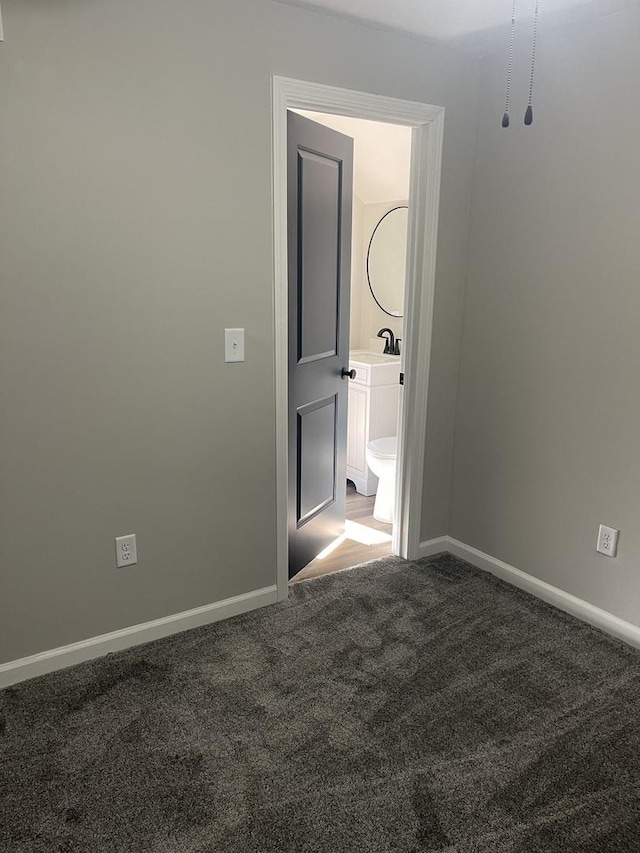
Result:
[525, 0, 540, 125]
[502, 0, 517, 127]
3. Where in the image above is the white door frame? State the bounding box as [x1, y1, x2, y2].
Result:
[272, 76, 445, 601]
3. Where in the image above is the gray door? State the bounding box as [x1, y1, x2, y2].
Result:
[287, 111, 354, 579]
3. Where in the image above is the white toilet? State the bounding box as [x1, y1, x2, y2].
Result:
[365, 436, 397, 524]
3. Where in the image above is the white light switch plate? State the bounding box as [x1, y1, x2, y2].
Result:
[225, 328, 245, 362]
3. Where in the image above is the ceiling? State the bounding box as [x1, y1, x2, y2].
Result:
[276, 0, 636, 43]
[293, 110, 411, 204]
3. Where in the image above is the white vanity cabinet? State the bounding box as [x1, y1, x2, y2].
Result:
[346, 351, 401, 496]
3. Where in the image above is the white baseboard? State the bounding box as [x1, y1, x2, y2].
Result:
[0, 585, 278, 689]
[447, 538, 640, 650]
[417, 536, 449, 558]
[5, 538, 640, 689]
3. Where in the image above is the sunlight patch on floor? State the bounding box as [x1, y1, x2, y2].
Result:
[315, 520, 392, 560]
[345, 519, 392, 545]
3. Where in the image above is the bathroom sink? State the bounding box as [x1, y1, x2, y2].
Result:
[349, 350, 401, 387]
[348, 350, 400, 366]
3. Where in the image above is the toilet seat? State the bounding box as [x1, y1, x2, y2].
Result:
[367, 436, 397, 460]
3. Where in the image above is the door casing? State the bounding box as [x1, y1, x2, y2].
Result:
[272, 76, 445, 602]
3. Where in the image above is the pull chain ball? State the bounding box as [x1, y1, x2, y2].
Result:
[502, 0, 517, 128]
[525, 0, 540, 125]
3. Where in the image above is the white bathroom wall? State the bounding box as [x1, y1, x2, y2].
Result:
[349, 193, 365, 349]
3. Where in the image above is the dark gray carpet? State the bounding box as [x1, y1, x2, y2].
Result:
[2, 554, 640, 852]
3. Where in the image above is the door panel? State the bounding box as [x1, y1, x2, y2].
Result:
[288, 112, 353, 578]
[298, 150, 341, 363]
[297, 395, 337, 524]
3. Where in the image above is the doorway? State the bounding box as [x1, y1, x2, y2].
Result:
[272, 77, 445, 601]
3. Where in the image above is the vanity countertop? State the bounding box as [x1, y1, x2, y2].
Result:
[348, 349, 400, 366]
[349, 350, 401, 386]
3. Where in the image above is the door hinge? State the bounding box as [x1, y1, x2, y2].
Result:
[399, 372, 404, 386]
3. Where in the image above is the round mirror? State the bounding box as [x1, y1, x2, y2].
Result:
[366, 206, 408, 318]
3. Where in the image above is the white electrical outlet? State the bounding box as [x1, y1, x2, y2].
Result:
[115, 534, 137, 568]
[596, 524, 619, 558]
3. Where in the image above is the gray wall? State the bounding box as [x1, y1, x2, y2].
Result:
[451, 5, 640, 624]
[0, 0, 478, 663]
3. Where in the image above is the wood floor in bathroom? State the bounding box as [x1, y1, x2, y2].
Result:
[292, 481, 393, 583]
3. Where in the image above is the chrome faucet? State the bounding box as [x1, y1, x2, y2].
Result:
[377, 328, 401, 356]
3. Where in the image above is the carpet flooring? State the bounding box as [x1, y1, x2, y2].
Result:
[2, 553, 640, 852]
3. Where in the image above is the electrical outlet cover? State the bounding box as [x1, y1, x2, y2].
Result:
[115, 534, 138, 568]
[596, 524, 619, 558]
